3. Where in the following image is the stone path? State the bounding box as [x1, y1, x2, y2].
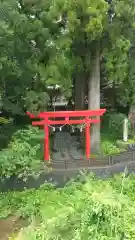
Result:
[52, 132, 83, 163]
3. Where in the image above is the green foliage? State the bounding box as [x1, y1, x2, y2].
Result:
[25, 91, 49, 114]
[0, 126, 47, 181]
[0, 0, 57, 114]
[65, 0, 108, 40]
[104, 37, 131, 82]
[0, 0, 135, 116]
[1, 175, 135, 239]
[101, 140, 120, 155]
[0, 117, 13, 125]
[100, 112, 132, 155]
[103, 112, 127, 138]
[0, 122, 20, 150]
[0, 184, 55, 219]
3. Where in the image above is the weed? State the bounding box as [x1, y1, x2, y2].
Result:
[2, 175, 135, 240]
[0, 126, 49, 181]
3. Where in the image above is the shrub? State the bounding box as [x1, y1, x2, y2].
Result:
[103, 112, 127, 139]
[0, 121, 17, 149]
[0, 117, 13, 125]
[0, 126, 47, 181]
[9, 175, 135, 240]
[101, 140, 120, 155]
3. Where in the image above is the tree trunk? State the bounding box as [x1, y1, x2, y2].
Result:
[74, 73, 86, 110]
[88, 44, 100, 153]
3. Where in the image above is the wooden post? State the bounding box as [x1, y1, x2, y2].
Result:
[44, 117, 49, 161]
[85, 117, 90, 159]
[123, 118, 128, 142]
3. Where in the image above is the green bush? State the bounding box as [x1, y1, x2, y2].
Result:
[101, 112, 135, 154]
[2, 175, 135, 240]
[0, 184, 54, 219]
[103, 112, 127, 139]
[101, 140, 120, 155]
[0, 117, 13, 125]
[0, 126, 47, 181]
[0, 122, 19, 149]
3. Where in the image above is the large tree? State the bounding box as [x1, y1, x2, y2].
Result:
[49, 0, 135, 152]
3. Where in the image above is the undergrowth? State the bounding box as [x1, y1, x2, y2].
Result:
[0, 125, 49, 181]
[1, 174, 135, 239]
[100, 112, 134, 155]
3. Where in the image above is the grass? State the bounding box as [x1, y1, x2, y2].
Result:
[1, 174, 135, 239]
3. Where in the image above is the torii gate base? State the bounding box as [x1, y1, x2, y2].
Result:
[27, 109, 106, 161]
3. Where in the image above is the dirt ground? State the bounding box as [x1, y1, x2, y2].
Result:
[0, 216, 27, 240]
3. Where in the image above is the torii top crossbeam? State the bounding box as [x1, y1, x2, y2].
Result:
[27, 109, 105, 118]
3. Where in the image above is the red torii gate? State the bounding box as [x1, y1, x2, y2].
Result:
[27, 109, 106, 161]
